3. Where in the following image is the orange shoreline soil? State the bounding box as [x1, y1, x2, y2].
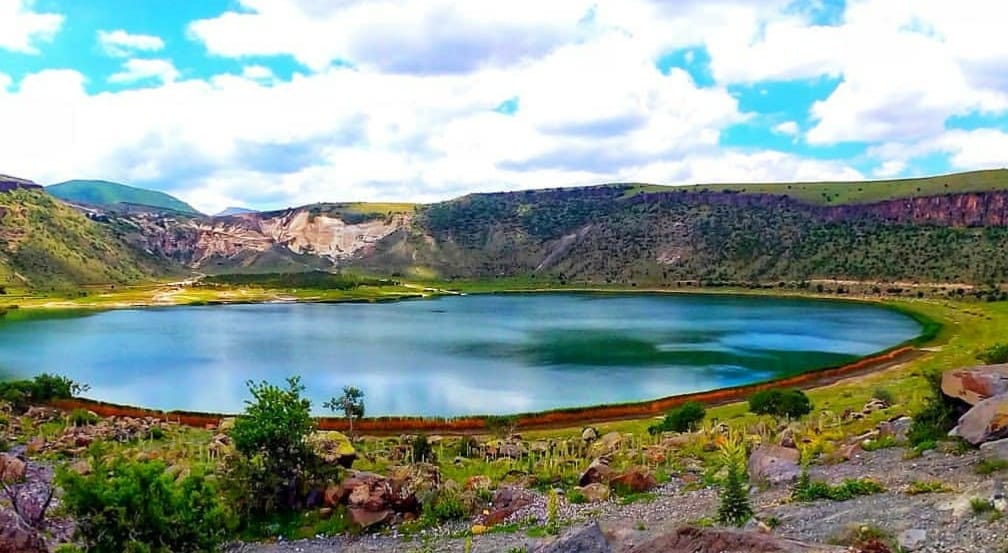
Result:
[50, 345, 919, 436]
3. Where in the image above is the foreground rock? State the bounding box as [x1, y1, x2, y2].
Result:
[0, 511, 47, 553]
[534, 522, 611, 553]
[942, 364, 1008, 405]
[980, 437, 1008, 461]
[307, 431, 356, 468]
[625, 526, 847, 553]
[0, 453, 26, 483]
[748, 445, 801, 485]
[953, 392, 1008, 445]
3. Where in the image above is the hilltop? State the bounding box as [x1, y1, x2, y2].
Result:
[47, 179, 202, 215]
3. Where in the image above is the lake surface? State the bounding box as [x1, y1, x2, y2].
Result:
[0, 294, 922, 416]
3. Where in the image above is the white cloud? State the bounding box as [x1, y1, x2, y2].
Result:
[97, 29, 165, 57]
[0, 0, 63, 53]
[874, 160, 907, 178]
[241, 65, 274, 81]
[109, 59, 180, 84]
[772, 121, 799, 137]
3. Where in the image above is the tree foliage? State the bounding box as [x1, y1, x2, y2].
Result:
[58, 458, 235, 553]
[324, 386, 365, 435]
[648, 401, 706, 435]
[748, 388, 813, 419]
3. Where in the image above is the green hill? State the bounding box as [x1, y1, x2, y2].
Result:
[47, 180, 201, 215]
[0, 187, 174, 290]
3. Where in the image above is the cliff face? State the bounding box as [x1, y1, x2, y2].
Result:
[115, 207, 411, 271]
[634, 189, 1008, 227]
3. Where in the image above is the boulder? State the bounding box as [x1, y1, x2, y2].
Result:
[748, 445, 801, 485]
[0, 453, 26, 483]
[579, 457, 613, 486]
[308, 431, 357, 468]
[953, 392, 1008, 445]
[942, 364, 1008, 405]
[69, 459, 92, 476]
[348, 507, 392, 529]
[877, 416, 913, 441]
[980, 437, 1008, 461]
[485, 486, 534, 526]
[389, 463, 441, 510]
[576, 483, 611, 503]
[0, 511, 47, 553]
[625, 526, 847, 553]
[582, 427, 599, 443]
[609, 467, 658, 494]
[535, 521, 612, 553]
[590, 432, 623, 456]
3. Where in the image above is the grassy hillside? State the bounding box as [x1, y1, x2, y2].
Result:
[351, 184, 1008, 284]
[626, 168, 1008, 205]
[0, 188, 174, 290]
[48, 180, 201, 215]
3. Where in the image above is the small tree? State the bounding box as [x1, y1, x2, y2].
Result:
[228, 377, 316, 516]
[324, 386, 365, 436]
[648, 401, 706, 435]
[748, 388, 812, 419]
[716, 431, 752, 527]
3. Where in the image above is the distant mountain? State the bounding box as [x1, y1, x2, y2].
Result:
[215, 206, 258, 217]
[47, 180, 202, 215]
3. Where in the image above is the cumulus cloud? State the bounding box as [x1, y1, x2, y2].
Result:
[109, 59, 180, 84]
[2, 0, 1006, 213]
[0, 0, 63, 53]
[97, 29, 165, 57]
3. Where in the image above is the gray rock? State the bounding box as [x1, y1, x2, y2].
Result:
[898, 528, 927, 551]
[748, 444, 801, 485]
[980, 437, 1008, 461]
[535, 521, 611, 553]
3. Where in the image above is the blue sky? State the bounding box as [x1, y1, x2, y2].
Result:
[0, 0, 1006, 213]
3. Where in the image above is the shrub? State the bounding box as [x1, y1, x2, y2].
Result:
[456, 435, 479, 458]
[792, 471, 885, 502]
[648, 401, 706, 435]
[978, 342, 1008, 364]
[227, 377, 317, 516]
[748, 389, 813, 419]
[58, 458, 235, 553]
[68, 409, 99, 427]
[871, 388, 895, 405]
[411, 434, 433, 463]
[716, 432, 752, 526]
[421, 491, 466, 524]
[970, 497, 994, 515]
[976, 459, 1008, 475]
[0, 374, 88, 413]
[907, 371, 962, 447]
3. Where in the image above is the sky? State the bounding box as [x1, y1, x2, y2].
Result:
[0, 0, 1006, 214]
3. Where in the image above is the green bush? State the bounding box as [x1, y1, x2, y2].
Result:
[411, 434, 433, 463]
[68, 408, 99, 427]
[648, 401, 706, 435]
[227, 377, 317, 516]
[748, 389, 813, 419]
[792, 471, 885, 502]
[871, 388, 895, 405]
[58, 458, 235, 553]
[716, 433, 752, 527]
[422, 491, 466, 524]
[0, 373, 88, 413]
[456, 435, 479, 458]
[907, 371, 961, 447]
[979, 342, 1008, 364]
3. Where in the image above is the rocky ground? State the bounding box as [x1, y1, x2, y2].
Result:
[230, 446, 1008, 553]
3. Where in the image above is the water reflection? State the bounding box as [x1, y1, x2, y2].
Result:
[0, 294, 922, 416]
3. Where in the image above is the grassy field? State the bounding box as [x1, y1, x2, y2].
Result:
[624, 168, 1008, 205]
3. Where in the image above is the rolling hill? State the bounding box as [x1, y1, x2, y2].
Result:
[47, 180, 201, 215]
[0, 177, 175, 289]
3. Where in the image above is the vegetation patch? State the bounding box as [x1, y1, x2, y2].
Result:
[792, 472, 886, 502]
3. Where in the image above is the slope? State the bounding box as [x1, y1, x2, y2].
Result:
[0, 184, 176, 290]
[47, 180, 201, 215]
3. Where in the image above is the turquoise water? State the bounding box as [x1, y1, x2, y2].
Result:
[0, 294, 922, 416]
